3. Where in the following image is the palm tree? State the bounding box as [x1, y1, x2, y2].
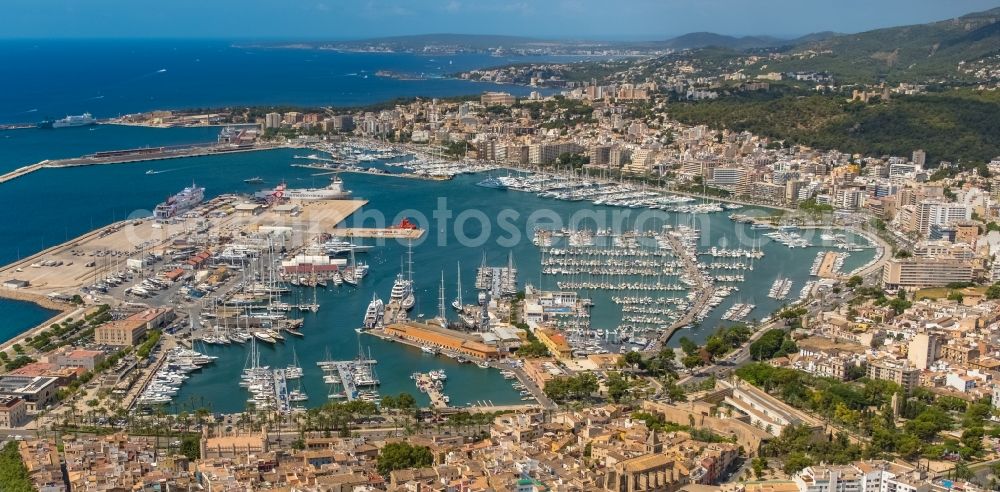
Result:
[237, 412, 250, 433]
[195, 407, 210, 433]
[244, 402, 256, 432]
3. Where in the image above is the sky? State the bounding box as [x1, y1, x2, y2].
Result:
[2, 0, 999, 40]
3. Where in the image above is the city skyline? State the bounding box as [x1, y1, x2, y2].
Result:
[3, 0, 999, 40]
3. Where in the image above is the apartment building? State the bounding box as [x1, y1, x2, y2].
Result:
[881, 257, 974, 289]
[528, 141, 584, 165]
[865, 358, 920, 391]
[481, 91, 517, 106]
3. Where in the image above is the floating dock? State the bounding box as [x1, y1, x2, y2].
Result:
[317, 358, 379, 402]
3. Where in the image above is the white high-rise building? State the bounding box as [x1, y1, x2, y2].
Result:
[263, 112, 281, 129]
[916, 201, 971, 236]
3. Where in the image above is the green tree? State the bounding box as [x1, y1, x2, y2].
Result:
[376, 442, 434, 475]
[517, 341, 550, 358]
[985, 282, 1000, 300]
[0, 441, 34, 492]
[606, 372, 630, 403]
[749, 329, 790, 361]
[783, 451, 813, 475]
[679, 337, 699, 356]
[752, 456, 767, 479]
[180, 436, 200, 461]
[544, 373, 598, 403]
[622, 351, 644, 368]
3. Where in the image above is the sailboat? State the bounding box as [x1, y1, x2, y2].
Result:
[288, 385, 309, 402]
[309, 278, 320, 313]
[343, 247, 360, 286]
[285, 348, 304, 379]
[451, 261, 463, 312]
[287, 349, 308, 403]
[253, 330, 276, 344]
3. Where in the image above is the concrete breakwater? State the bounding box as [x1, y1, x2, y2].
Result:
[0, 143, 277, 184]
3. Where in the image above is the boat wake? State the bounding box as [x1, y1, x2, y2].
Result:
[145, 168, 176, 175]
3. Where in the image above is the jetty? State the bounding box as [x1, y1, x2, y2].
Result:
[317, 357, 379, 402]
[412, 371, 450, 409]
[647, 231, 713, 352]
[816, 251, 842, 279]
[272, 369, 291, 414]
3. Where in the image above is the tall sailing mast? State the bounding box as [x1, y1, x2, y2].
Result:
[452, 261, 462, 312]
[437, 271, 446, 323]
[346, 245, 358, 285]
[406, 239, 414, 286]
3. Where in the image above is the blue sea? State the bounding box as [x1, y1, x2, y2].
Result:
[0, 40, 552, 124]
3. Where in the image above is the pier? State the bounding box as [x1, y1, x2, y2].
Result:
[413, 371, 450, 409]
[272, 370, 290, 414]
[816, 251, 841, 279]
[363, 328, 556, 409]
[647, 232, 713, 352]
[317, 358, 379, 402]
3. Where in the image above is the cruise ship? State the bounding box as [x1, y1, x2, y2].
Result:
[254, 176, 351, 201]
[153, 183, 205, 220]
[44, 113, 97, 128]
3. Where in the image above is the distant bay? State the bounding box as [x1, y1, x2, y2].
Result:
[0, 40, 555, 124]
